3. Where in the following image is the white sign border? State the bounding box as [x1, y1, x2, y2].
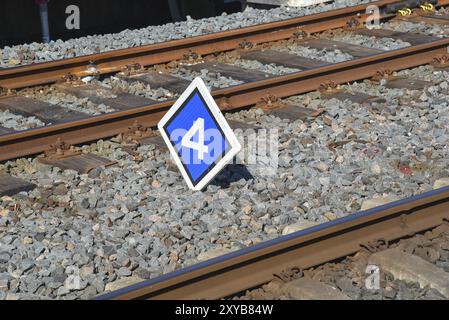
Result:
[158, 77, 241, 191]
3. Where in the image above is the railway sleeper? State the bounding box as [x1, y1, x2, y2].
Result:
[0, 173, 36, 197]
[297, 38, 385, 58]
[384, 78, 435, 90]
[185, 61, 272, 82]
[38, 153, 117, 175]
[369, 247, 449, 299]
[239, 49, 331, 70]
[264, 104, 317, 121]
[281, 277, 351, 300]
[321, 91, 386, 104]
[54, 82, 158, 111]
[397, 13, 449, 25]
[119, 71, 192, 95]
[354, 28, 440, 45]
[37, 139, 117, 175]
[0, 96, 88, 125]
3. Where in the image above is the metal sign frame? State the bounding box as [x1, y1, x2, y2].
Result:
[158, 77, 241, 191]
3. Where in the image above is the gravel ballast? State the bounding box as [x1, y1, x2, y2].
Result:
[0, 111, 45, 131]
[319, 29, 411, 51]
[0, 64, 448, 299]
[2, 1, 449, 300]
[20, 87, 116, 116]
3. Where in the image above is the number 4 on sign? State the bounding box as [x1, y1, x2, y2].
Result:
[181, 118, 208, 160]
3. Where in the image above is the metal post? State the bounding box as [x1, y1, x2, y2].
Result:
[37, 1, 50, 43]
[168, 0, 184, 22]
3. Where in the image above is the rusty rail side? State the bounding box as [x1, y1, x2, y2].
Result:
[1, 38, 448, 161]
[0, 0, 404, 89]
[97, 186, 449, 300]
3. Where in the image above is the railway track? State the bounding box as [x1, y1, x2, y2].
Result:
[99, 186, 449, 299]
[0, 0, 449, 164]
[238, 223, 449, 300]
[1, 0, 449, 300]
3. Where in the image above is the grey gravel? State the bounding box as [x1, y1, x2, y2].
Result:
[234, 59, 298, 75]
[0, 0, 371, 68]
[2, 1, 449, 300]
[320, 29, 411, 51]
[174, 63, 243, 88]
[271, 42, 353, 63]
[20, 87, 116, 116]
[0, 110, 45, 131]
[102, 77, 175, 101]
[383, 15, 449, 38]
[215, 52, 299, 75]
[1, 64, 449, 300]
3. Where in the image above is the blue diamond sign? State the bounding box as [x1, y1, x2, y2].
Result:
[158, 77, 241, 191]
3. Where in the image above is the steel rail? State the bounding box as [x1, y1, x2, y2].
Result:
[0, 38, 448, 161]
[97, 186, 449, 300]
[0, 0, 409, 89]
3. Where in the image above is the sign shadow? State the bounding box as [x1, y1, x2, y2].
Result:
[209, 163, 253, 188]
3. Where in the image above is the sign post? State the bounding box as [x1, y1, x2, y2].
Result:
[158, 77, 241, 191]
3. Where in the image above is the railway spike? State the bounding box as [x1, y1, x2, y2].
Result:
[292, 30, 309, 41]
[120, 63, 145, 76]
[360, 238, 389, 253]
[273, 267, 303, 283]
[432, 54, 449, 69]
[118, 121, 156, 151]
[255, 94, 283, 111]
[318, 80, 340, 93]
[41, 138, 80, 161]
[344, 17, 362, 30]
[372, 68, 395, 82]
[0, 86, 16, 98]
[59, 72, 80, 83]
[182, 50, 201, 62]
[238, 40, 254, 50]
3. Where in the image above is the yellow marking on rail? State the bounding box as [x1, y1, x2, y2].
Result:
[398, 8, 413, 16]
[420, 2, 435, 12]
